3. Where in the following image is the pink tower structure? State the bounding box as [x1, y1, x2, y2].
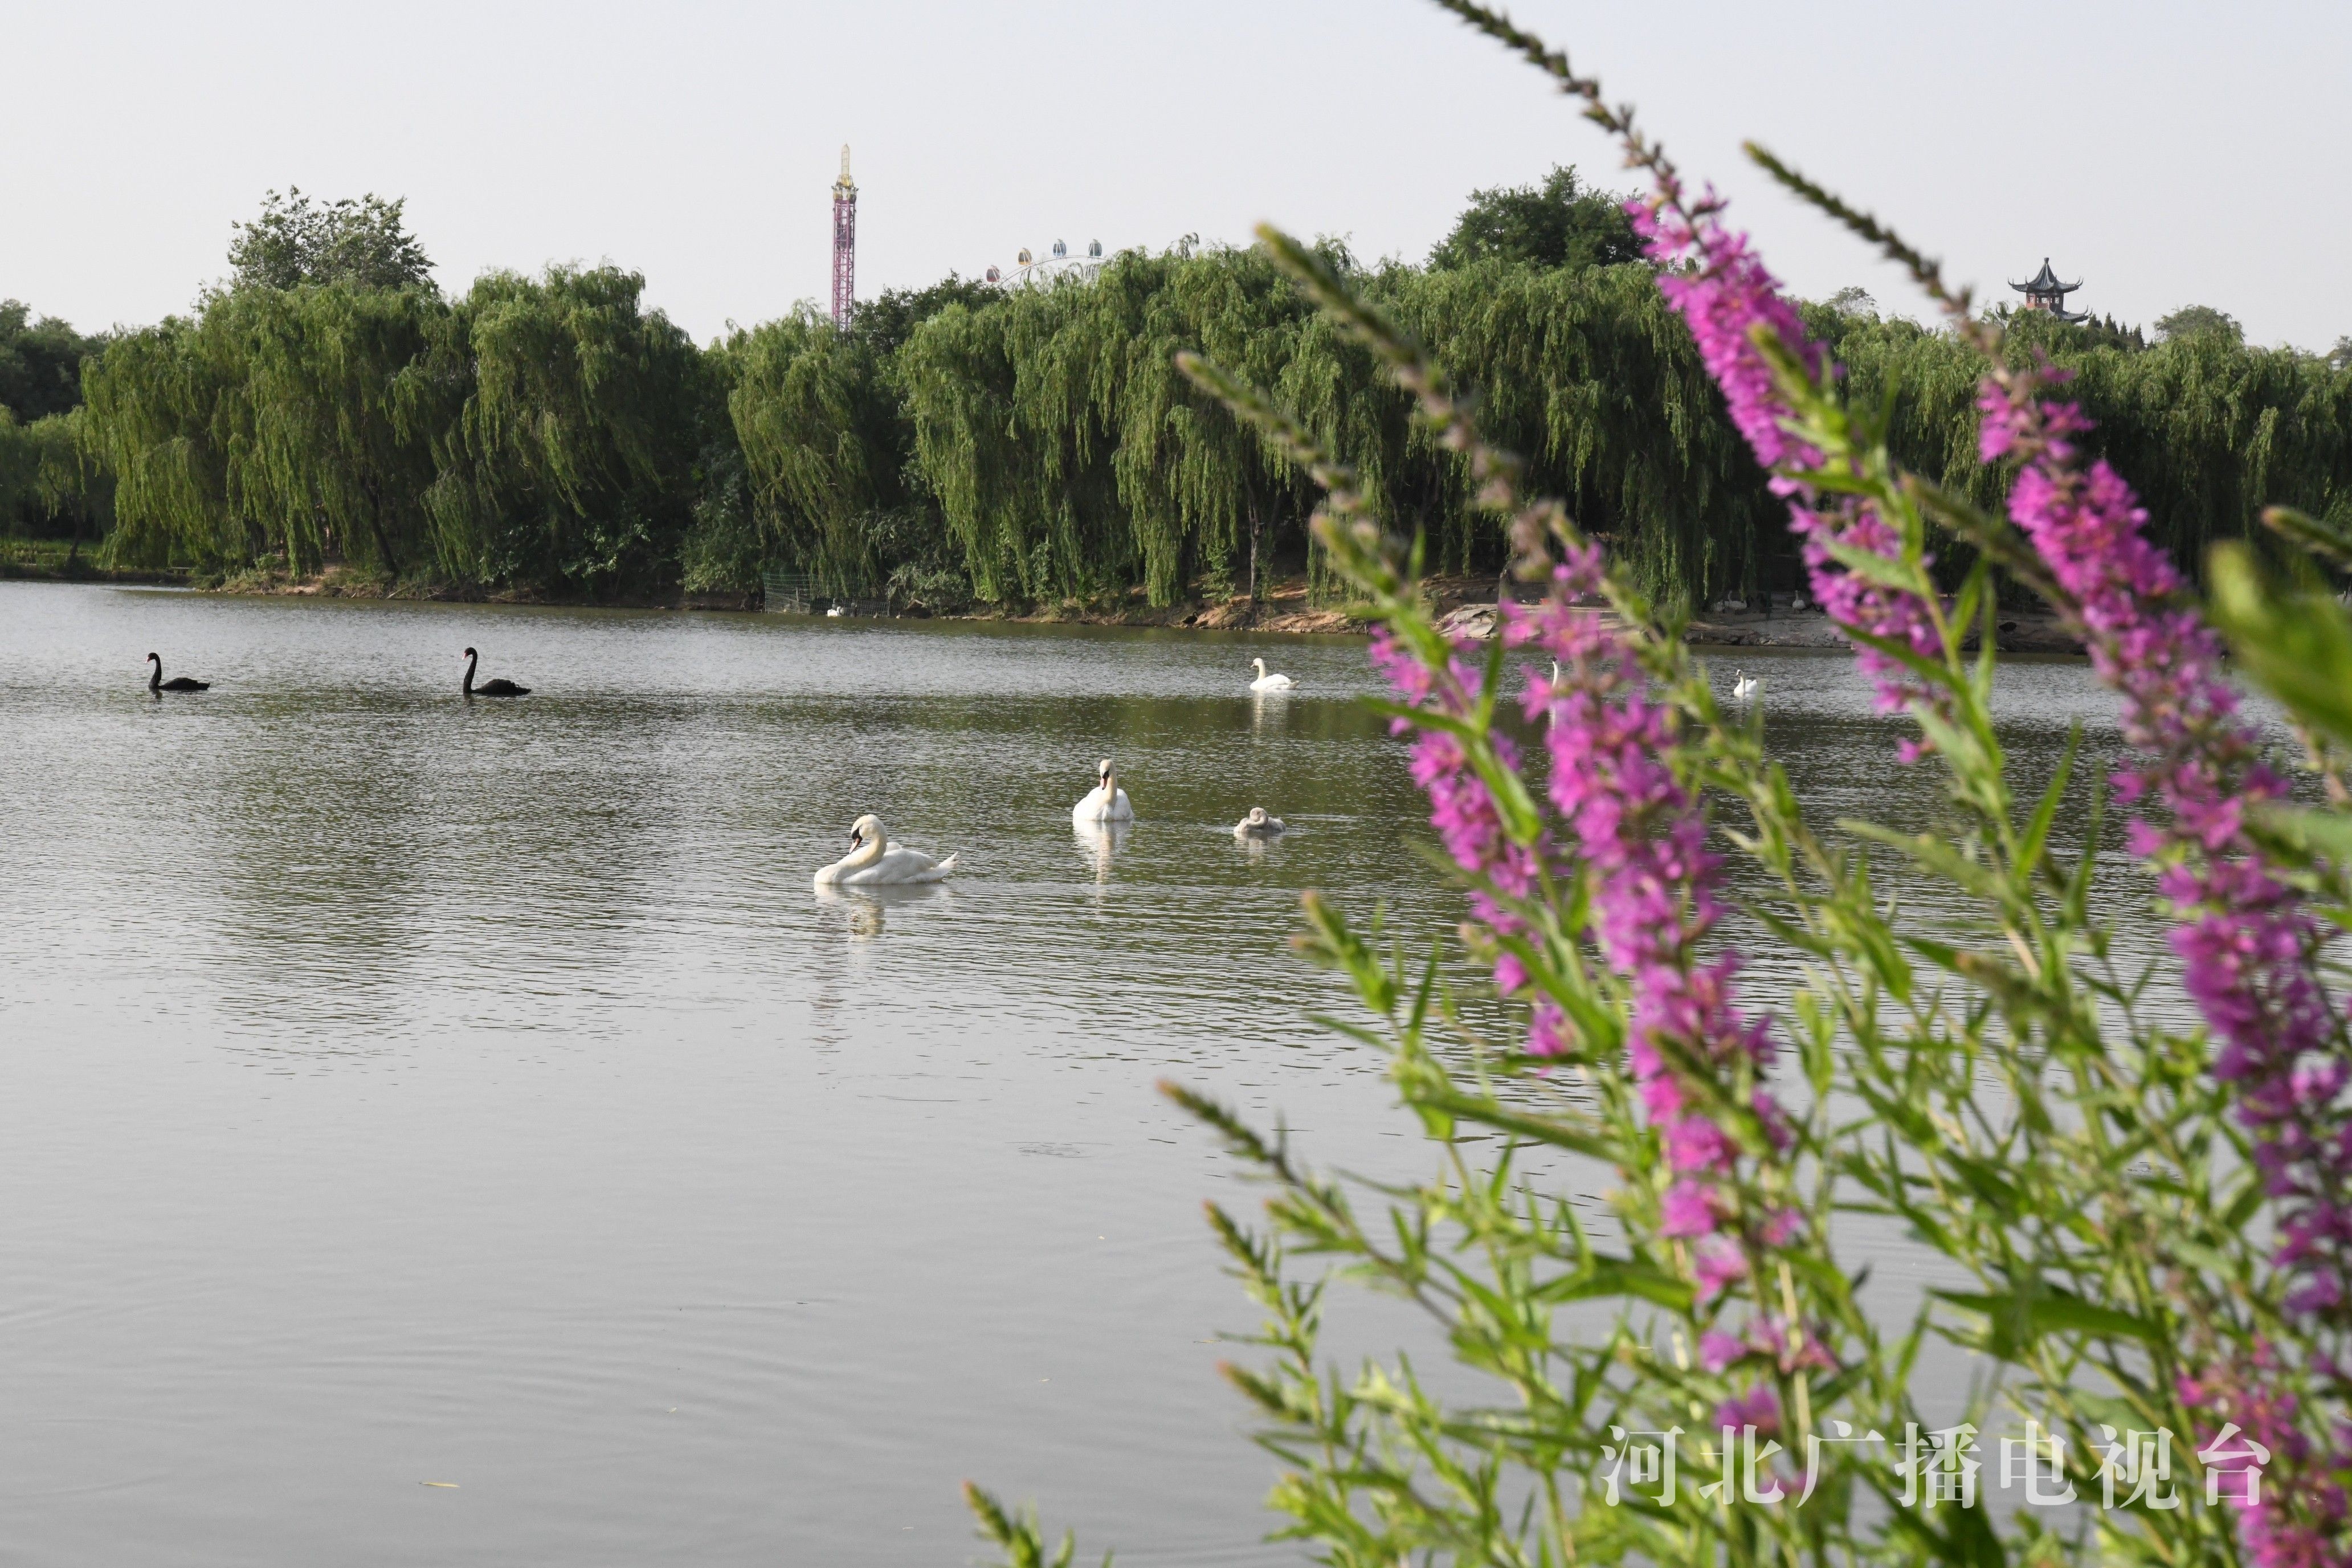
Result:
[830, 145, 857, 328]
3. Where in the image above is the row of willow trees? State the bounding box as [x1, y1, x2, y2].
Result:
[21, 250, 2352, 607]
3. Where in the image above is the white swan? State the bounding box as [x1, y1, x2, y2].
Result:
[1732, 670, 1761, 700]
[1072, 758, 1134, 824]
[1248, 657, 1294, 692]
[1234, 806, 1286, 838]
[813, 813, 958, 888]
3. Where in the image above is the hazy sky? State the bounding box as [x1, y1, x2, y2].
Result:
[6, 0, 2346, 350]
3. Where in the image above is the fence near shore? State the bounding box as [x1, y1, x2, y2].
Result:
[760, 570, 816, 614]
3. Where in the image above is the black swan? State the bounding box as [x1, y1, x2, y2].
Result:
[145, 652, 209, 693]
[462, 647, 530, 697]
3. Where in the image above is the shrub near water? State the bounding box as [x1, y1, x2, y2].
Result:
[967, 5, 2352, 1566]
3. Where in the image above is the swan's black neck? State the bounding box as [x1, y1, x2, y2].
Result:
[148, 658, 160, 693]
[463, 650, 477, 695]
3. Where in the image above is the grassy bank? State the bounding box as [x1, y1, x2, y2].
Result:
[0, 537, 187, 584]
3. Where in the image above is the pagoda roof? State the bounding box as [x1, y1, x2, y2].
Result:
[2010, 258, 2081, 296]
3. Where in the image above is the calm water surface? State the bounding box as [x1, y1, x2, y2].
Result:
[0, 583, 2182, 1565]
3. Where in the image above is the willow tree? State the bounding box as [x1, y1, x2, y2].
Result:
[1379, 258, 1779, 598]
[0, 410, 34, 532]
[2045, 328, 2352, 565]
[79, 285, 443, 575]
[1089, 247, 1345, 603]
[216, 283, 442, 574]
[1824, 308, 2352, 586]
[897, 285, 1117, 604]
[721, 310, 891, 593]
[422, 266, 712, 594]
[896, 246, 1398, 608]
[0, 406, 113, 543]
[81, 312, 245, 569]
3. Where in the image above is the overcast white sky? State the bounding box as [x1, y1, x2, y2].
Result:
[5, 0, 2346, 350]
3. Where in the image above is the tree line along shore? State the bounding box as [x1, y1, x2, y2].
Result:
[3, 173, 2347, 625]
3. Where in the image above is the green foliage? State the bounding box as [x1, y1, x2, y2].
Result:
[81, 263, 722, 592]
[422, 266, 713, 594]
[1811, 308, 2352, 586]
[963, 1482, 1105, 1568]
[721, 309, 895, 593]
[2154, 304, 2243, 346]
[0, 301, 111, 538]
[1827, 285, 1877, 318]
[55, 181, 2352, 610]
[717, 280, 994, 603]
[0, 406, 114, 541]
[677, 438, 761, 595]
[227, 189, 435, 293]
[901, 246, 1416, 607]
[848, 275, 997, 358]
[1382, 258, 1778, 597]
[2208, 533, 2352, 752]
[0, 300, 107, 423]
[84, 283, 444, 574]
[1427, 164, 1643, 271]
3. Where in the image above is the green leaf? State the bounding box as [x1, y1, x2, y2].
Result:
[2263, 504, 2352, 569]
[1933, 1285, 2163, 1357]
[2207, 541, 2352, 750]
[1550, 1255, 1696, 1312]
[2259, 803, 2352, 864]
[2017, 722, 2080, 879]
[1815, 533, 1929, 597]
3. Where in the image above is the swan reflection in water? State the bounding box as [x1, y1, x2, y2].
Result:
[1250, 688, 1292, 733]
[813, 880, 953, 938]
[1072, 818, 1132, 884]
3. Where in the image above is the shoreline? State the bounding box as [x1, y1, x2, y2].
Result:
[13, 566, 2089, 653]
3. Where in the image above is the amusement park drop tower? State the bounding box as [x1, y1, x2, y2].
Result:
[831, 146, 856, 327]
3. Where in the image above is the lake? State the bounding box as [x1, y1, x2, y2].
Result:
[0, 582, 2176, 1565]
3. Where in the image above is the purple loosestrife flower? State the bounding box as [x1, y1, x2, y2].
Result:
[1523, 547, 1791, 1298]
[2181, 1353, 2346, 1568]
[1980, 373, 2352, 1565]
[1713, 1383, 1783, 1439]
[1626, 189, 1948, 725]
[1374, 541, 1800, 1307]
[1369, 631, 1552, 937]
[1978, 376, 2351, 1318]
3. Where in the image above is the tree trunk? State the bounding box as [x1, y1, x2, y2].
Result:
[1245, 481, 1264, 605]
[363, 479, 401, 578]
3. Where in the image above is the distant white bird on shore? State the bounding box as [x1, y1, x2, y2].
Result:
[814, 814, 957, 888]
[1072, 758, 1133, 824]
[1234, 807, 1286, 838]
[1732, 670, 1761, 701]
[1248, 658, 1293, 692]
